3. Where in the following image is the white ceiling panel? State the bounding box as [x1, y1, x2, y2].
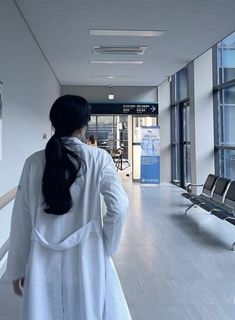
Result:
[14, 0, 235, 86]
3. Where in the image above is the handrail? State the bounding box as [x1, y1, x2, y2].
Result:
[0, 239, 9, 262]
[0, 187, 17, 263]
[0, 187, 17, 210]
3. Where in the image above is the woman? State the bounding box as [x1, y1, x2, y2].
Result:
[6, 95, 131, 320]
[87, 134, 97, 147]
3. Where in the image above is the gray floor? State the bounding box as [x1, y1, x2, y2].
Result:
[1, 182, 235, 319]
[115, 181, 235, 320]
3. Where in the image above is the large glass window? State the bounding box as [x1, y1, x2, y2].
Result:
[214, 31, 235, 179]
[176, 67, 188, 101]
[218, 87, 235, 144]
[218, 149, 235, 180]
[183, 104, 191, 185]
[171, 67, 191, 188]
[217, 32, 235, 84]
[171, 105, 180, 183]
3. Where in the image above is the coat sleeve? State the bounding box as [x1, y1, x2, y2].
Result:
[6, 158, 32, 281]
[100, 153, 129, 256]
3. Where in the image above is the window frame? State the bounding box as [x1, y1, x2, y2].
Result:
[170, 66, 191, 188]
[213, 37, 235, 178]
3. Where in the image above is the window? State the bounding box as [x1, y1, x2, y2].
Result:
[170, 67, 191, 188]
[171, 105, 180, 183]
[217, 32, 235, 84]
[214, 32, 235, 179]
[218, 149, 235, 180]
[176, 67, 188, 101]
[218, 87, 235, 144]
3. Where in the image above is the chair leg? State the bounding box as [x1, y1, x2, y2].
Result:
[185, 203, 195, 215]
[231, 242, 235, 251]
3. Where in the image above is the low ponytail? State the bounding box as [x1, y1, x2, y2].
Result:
[42, 95, 90, 215]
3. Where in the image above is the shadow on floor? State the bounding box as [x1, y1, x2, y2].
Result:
[169, 211, 232, 251]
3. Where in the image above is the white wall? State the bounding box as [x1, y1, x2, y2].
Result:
[0, 0, 60, 255]
[189, 49, 214, 191]
[158, 80, 171, 182]
[61, 85, 157, 102]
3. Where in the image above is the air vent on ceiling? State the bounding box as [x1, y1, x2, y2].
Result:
[93, 46, 148, 55]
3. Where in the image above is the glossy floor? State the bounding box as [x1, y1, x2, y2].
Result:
[115, 181, 235, 320]
[1, 181, 235, 319]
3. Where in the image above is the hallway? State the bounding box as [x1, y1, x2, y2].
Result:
[115, 181, 235, 320]
[1, 182, 235, 319]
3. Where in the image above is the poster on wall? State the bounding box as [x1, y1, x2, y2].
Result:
[140, 126, 160, 184]
[0, 81, 3, 161]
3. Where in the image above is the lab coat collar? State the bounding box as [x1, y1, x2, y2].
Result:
[61, 136, 85, 145]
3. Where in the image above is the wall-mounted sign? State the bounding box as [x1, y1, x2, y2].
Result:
[90, 103, 158, 115]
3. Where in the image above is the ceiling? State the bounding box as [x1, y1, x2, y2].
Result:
[14, 0, 235, 86]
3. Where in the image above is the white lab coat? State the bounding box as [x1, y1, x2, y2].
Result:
[6, 137, 131, 320]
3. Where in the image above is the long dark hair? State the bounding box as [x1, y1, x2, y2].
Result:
[89, 135, 95, 144]
[42, 95, 91, 215]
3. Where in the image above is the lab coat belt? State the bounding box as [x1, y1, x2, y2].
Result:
[31, 220, 101, 251]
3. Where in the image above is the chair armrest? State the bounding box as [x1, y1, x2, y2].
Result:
[224, 216, 235, 221]
[198, 202, 206, 207]
[223, 216, 235, 220]
[209, 208, 221, 213]
[186, 184, 203, 193]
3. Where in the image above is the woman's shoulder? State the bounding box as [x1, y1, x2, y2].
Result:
[84, 144, 111, 164]
[24, 150, 45, 167]
[95, 148, 113, 167]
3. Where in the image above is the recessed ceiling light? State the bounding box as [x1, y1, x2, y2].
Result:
[89, 30, 166, 37]
[108, 94, 115, 100]
[91, 75, 135, 79]
[89, 60, 143, 64]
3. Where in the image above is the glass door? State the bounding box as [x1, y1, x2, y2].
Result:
[87, 115, 129, 170]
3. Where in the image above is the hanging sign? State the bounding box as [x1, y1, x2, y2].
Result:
[140, 126, 160, 184]
[90, 103, 158, 115]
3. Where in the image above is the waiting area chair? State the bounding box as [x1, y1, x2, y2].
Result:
[182, 174, 218, 214]
[182, 175, 235, 250]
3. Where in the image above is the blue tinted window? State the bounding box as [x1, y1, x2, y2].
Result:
[176, 67, 188, 101]
[217, 32, 235, 84]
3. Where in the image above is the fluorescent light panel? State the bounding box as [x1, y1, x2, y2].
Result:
[89, 29, 166, 37]
[91, 75, 135, 79]
[89, 60, 143, 64]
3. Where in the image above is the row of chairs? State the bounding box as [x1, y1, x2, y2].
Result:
[182, 174, 235, 250]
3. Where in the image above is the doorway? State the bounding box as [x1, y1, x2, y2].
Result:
[87, 114, 158, 181]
